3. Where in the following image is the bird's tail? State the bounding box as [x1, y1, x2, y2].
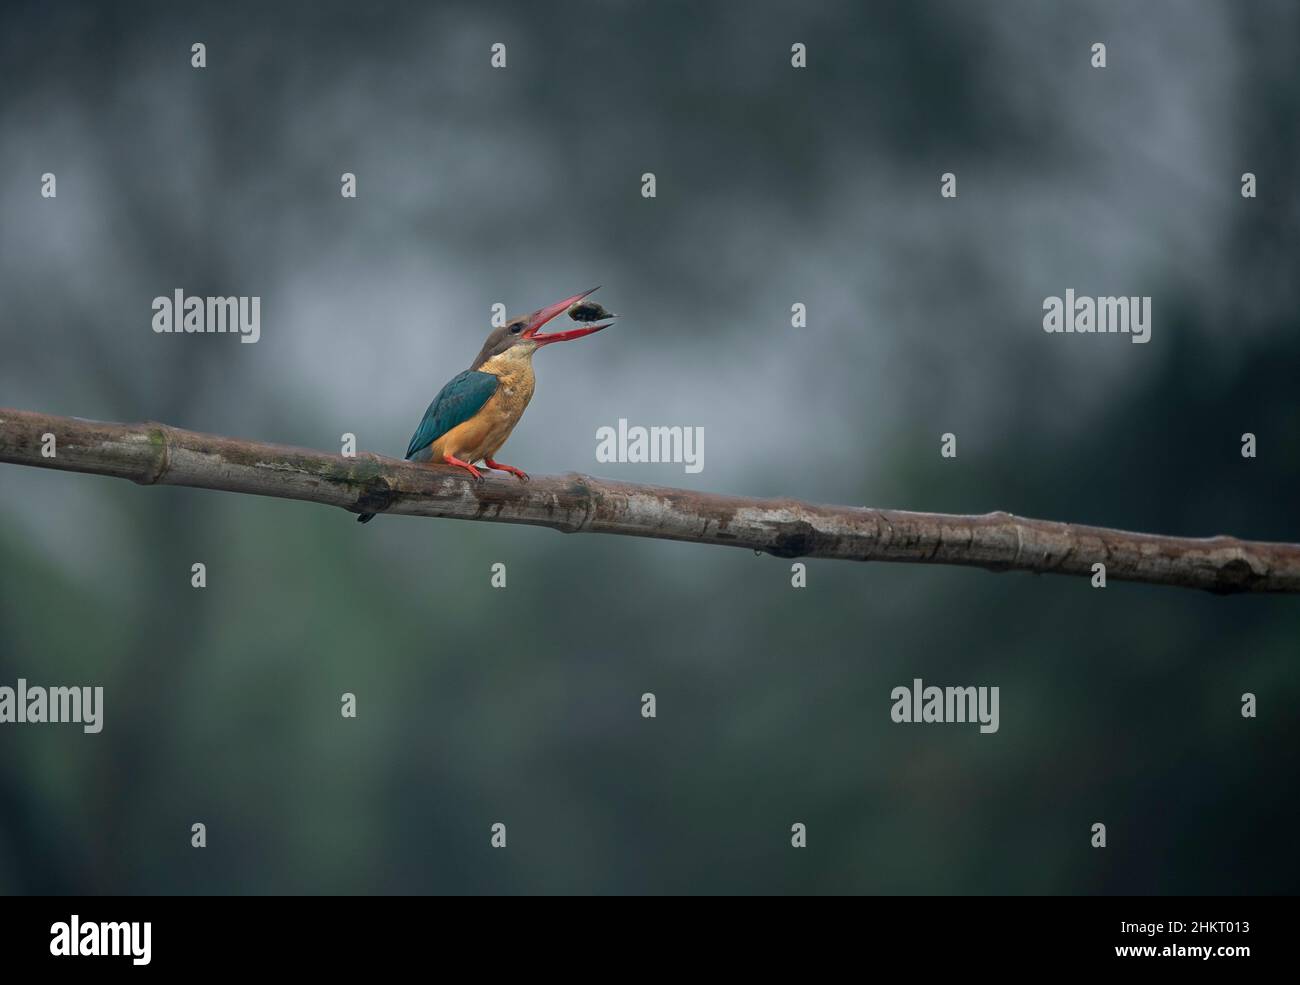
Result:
[357, 512, 376, 524]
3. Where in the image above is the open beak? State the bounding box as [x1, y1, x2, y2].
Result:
[522, 287, 615, 346]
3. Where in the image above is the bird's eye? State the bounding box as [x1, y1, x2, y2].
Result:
[509, 323, 523, 334]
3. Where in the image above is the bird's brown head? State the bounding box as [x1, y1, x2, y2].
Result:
[470, 287, 614, 370]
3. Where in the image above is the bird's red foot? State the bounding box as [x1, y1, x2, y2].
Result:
[443, 454, 483, 480]
[485, 458, 529, 481]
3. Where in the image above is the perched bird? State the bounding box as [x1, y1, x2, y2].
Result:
[357, 287, 615, 523]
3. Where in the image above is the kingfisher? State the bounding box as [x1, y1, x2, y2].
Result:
[357, 287, 614, 523]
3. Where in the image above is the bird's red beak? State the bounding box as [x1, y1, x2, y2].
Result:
[522, 287, 613, 346]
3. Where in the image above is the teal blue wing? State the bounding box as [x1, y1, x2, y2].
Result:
[404, 370, 498, 460]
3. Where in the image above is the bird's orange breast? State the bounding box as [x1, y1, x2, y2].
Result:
[429, 354, 536, 464]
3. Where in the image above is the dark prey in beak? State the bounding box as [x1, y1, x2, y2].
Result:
[567, 300, 617, 323]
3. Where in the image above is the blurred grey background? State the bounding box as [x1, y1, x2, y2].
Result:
[1, 0, 1297, 894]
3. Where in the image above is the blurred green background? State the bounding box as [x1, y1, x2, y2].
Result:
[1, 0, 1297, 894]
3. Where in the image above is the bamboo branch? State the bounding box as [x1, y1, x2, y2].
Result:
[2, 407, 1296, 593]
